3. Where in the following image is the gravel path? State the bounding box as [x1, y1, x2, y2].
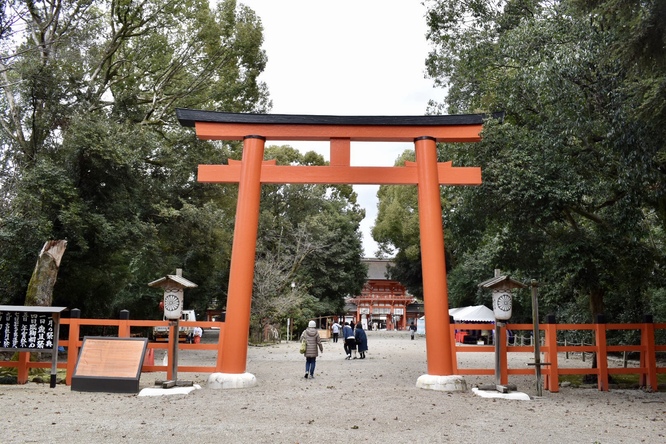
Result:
[2, 330, 664, 443]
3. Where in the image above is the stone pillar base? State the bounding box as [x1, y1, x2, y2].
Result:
[416, 374, 467, 392]
[207, 372, 257, 389]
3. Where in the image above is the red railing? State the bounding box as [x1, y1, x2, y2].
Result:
[0, 317, 224, 385]
[2, 316, 664, 392]
[452, 318, 666, 392]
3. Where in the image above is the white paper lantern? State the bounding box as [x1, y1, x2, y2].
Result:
[492, 291, 512, 320]
[163, 287, 184, 320]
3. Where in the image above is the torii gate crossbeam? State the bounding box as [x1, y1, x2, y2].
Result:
[176, 109, 488, 390]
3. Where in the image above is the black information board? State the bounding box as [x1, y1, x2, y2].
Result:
[0, 311, 55, 351]
[0, 305, 66, 388]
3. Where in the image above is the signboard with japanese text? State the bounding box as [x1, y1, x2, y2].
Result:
[0, 310, 55, 351]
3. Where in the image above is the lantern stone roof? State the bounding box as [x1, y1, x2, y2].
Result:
[147, 269, 198, 289]
[478, 270, 526, 290]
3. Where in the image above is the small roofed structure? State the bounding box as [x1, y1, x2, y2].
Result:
[478, 269, 527, 291]
[147, 269, 198, 290]
[417, 305, 496, 336]
[449, 305, 495, 322]
[449, 305, 495, 344]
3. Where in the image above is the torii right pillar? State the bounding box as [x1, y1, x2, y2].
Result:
[415, 136, 466, 391]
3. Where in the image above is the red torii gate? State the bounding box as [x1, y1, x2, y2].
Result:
[176, 109, 486, 390]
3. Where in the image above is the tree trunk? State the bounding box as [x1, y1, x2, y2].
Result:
[24, 240, 67, 306]
[589, 287, 605, 320]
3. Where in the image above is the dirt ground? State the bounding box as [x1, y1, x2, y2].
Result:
[2, 330, 665, 443]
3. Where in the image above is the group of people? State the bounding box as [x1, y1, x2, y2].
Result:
[339, 320, 367, 360]
[299, 319, 369, 379]
[186, 326, 203, 344]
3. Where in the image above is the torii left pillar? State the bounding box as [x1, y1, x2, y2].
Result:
[208, 135, 265, 389]
[176, 109, 490, 391]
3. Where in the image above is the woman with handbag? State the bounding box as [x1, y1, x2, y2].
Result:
[300, 320, 323, 379]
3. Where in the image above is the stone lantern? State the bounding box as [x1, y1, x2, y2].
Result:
[147, 268, 197, 388]
[478, 269, 527, 323]
[148, 269, 198, 320]
[478, 269, 527, 393]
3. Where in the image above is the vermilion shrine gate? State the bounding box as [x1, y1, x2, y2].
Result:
[176, 109, 488, 390]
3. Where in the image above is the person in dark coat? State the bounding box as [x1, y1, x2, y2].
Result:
[300, 320, 323, 379]
[342, 321, 355, 360]
[409, 321, 417, 340]
[354, 322, 368, 359]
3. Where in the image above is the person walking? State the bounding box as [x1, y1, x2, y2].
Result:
[192, 326, 203, 344]
[409, 321, 417, 340]
[342, 321, 355, 360]
[354, 322, 368, 359]
[331, 321, 341, 343]
[300, 320, 323, 379]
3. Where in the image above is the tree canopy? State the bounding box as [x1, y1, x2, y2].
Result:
[0, 1, 367, 332]
[374, 0, 666, 323]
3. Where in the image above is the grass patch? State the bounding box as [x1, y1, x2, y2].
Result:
[559, 372, 666, 388]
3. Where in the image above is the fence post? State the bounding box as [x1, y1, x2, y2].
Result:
[118, 309, 131, 337]
[166, 321, 177, 381]
[449, 315, 459, 374]
[595, 313, 608, 391]
[640, 314, 657, 391]
[17, 351, 30, 384]
[498, 324, 509, 385]
[65, 308, 81, 386]
[543, 314, 559, 393]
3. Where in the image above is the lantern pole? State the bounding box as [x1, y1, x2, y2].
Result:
[495, 319, 502, 387]
[531, 280, 543, 397]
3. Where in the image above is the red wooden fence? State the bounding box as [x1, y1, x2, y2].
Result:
[2, 317, 664, 392]
[0, 317, 224, 385]
[452, 318, 666, 392]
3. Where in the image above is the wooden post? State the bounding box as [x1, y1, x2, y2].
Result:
[17, 352, 30, 384]
[499, 324, 509, 385]
[167, 320, 178, 381]
[118, 310, 131, 337]
[531, 280, 543, 396]
[640, 314, 657, 391]
[449, 315, 459, 374]
[65, 309, 81, 386]
[543, 314, 559, 393]
[595, 314, 608, 391]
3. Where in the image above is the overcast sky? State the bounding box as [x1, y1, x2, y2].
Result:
[237, 1, 443, 257]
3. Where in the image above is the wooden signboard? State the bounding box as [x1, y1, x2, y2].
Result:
[71, 337, 147, 393]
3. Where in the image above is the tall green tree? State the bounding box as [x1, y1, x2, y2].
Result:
[256, 145, 367, 328]
[372, 150, 425, 298]
[0, 0, 270, 318]
[385, 0, 666, 322]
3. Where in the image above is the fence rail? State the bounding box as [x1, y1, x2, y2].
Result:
[452, 317, 666, 392]
[0, 317, 225, 385]
[2, 315, 664, 392]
